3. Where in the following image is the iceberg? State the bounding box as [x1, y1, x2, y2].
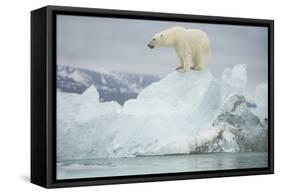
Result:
[57, 64, 268, 160]
[57, 86, 122, 159]
[221, 64, 247, 100]
[210, 95, 267, 152]
[255, 83, 268, 122]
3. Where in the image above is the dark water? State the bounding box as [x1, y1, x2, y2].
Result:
[57, 152, 268, 180]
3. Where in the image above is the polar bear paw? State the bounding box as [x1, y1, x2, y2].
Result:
[176, 66, 187, 72]
[191, 66, 204, 70]
[176, 66, 183, 71]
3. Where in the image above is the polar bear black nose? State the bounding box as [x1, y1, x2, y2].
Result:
[148, 44, 154, 49]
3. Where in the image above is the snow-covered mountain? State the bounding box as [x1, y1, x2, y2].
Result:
[57, 65, 160, 105]
[57, 66, 92, 94]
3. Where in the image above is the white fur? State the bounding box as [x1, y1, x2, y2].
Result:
[148, 26, 211, 72]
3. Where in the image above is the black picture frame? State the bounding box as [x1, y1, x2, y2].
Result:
[31, 5, 274, 188]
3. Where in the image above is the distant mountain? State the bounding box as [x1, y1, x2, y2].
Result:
[57, 65, 160, 105]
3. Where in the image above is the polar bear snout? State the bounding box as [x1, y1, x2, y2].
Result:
[148, 43, 154, 49]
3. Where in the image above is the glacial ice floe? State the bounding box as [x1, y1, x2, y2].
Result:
[57, 64, 268, 160]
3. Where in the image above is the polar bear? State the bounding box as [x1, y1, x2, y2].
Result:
[148, 26, 211, 72]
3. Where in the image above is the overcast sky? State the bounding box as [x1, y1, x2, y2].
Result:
[57, 15, 268, 93]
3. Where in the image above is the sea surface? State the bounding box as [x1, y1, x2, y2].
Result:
[57, 152, 268, 180]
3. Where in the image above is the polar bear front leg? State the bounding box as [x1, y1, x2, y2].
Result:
[175, 51, 184, 71]
[182, 52, 193, 72]
[175, 49, 188, 72]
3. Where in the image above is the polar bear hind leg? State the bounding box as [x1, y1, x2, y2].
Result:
[191, 53, 206, 70]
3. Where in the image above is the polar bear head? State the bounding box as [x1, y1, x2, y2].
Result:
[148, 33, 164, 49]
[148, 30, 174, 49]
